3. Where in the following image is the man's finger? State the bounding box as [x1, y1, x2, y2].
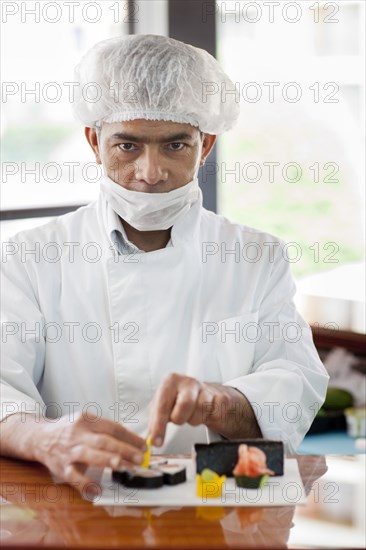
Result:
[170, 384, 200, 425]
[63, 464, 101, 500]
[90, 417, 147, 450]
[196, 385, 221, 424]
[148, 378, 179, 446]
[70, 445, 142, 470]
[79, 433, 145, 464]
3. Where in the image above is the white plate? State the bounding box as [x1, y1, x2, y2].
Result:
[94, 458, 306, 507]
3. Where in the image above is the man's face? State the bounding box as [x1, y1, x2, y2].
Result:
[86, 119, 215, 193]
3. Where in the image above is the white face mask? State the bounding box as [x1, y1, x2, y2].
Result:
[100, 175, 200, 231]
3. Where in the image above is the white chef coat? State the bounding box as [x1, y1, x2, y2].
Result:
[0, 188, 329, 453]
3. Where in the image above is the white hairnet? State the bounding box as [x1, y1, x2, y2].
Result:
[72, 34, 239, 134]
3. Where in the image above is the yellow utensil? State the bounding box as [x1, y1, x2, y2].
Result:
[141, 435, 152, 468]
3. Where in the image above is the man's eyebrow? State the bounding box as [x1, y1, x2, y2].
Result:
[109, 132, 195, 143]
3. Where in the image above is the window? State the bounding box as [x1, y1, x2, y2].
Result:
[1, 1, 131, 227]
[216, 0, 365, 332]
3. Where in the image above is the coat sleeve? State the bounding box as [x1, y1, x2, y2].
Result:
[223, 242, 329, 453]
[1, 236, 46, 422]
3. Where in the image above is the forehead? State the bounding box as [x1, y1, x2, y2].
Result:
[100, 119, 200, 140]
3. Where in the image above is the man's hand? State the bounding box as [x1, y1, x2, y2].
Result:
[148, 373, 262, 446]
[0, 412, 147, 497]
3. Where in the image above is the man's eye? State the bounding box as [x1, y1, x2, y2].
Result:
[118, 143, 137, 152]
[168, 143, 185, 151]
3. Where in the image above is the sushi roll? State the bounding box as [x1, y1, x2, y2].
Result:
[233, 444, 274, 489]
[194, 439, 284, 476]
[152, 464, 187, 485]
[113, 467, 164, 489]
[112, 468, 128, 485]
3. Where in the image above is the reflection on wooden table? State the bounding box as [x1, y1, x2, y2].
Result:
[0, 454, 365, 549]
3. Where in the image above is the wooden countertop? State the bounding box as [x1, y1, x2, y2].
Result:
[0, 454, 365, 549]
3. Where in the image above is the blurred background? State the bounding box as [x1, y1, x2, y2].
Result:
[1, 0, 364, 333]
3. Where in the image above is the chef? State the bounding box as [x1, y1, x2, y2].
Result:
[0, 34, 329, 495]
